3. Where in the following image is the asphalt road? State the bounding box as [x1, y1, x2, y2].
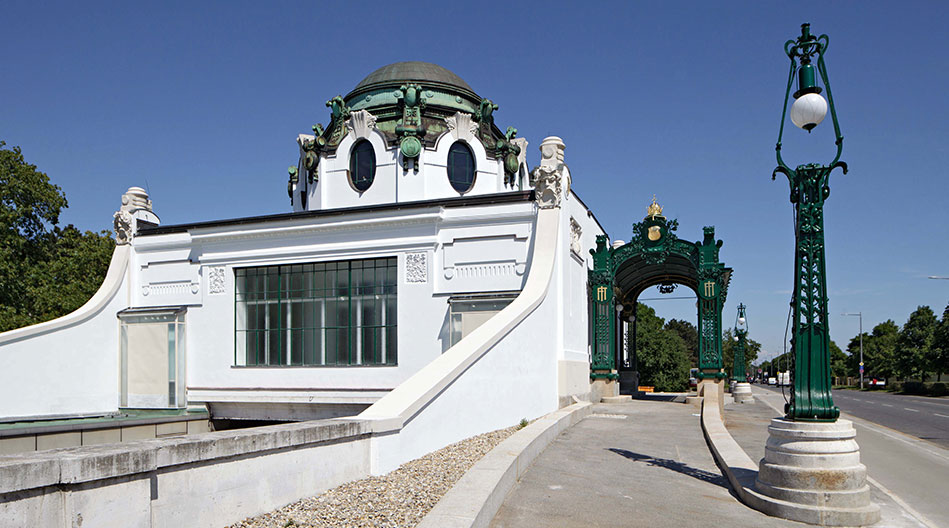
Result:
[758, 384, 949, 448]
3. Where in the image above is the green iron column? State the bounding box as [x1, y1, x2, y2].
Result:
[589, 235, 617, 379]
[696, 227, 726, 380]
[732, 303, 748, 381]
[773, 23, 845, 421]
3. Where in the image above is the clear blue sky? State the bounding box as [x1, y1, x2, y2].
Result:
[3, 1, 948, 362]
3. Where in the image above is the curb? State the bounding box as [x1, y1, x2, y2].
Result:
[416, 401, 593, 528]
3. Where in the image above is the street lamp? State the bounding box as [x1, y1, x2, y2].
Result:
[842, 312, 863, 389]
[772, 22, 845, 422]
[754, 25, 879, 526]
[732, 303, 749, 382]
[928, 276, 949, 280]
[731, 304, 754, 403]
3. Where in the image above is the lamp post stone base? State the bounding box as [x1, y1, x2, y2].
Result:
[752, 418, 880, 526]
[732, 382, 754, 403]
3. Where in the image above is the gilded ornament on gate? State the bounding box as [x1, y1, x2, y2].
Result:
[648, 225, 662, 241]
[647, 195, 663, 218]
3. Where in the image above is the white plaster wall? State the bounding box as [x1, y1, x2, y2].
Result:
[556, 191, 606, 399]
[0, 248, 130, 419]
[316, 128, 397, 210]
[128, 201, 536, 409]
[388, 274, 561, 467]
[302, 123, 511, 211]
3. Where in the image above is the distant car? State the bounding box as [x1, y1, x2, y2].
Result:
[767, 377, 777, 385]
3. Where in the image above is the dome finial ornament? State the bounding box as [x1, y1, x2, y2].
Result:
[647, 195, 663, 219]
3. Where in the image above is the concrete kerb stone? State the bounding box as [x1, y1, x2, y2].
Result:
[416, 401, 593, 528]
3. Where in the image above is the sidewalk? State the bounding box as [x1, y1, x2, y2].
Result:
[489, 398, 803, 527]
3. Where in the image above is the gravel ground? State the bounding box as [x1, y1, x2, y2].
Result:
[228, 423, 521, 528]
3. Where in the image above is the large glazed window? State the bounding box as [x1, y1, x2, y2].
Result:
[349, 140, 376, 192]
[119, 308, 186, 409]
[235, 258, 397, 367]
[447, 141, 475, 193]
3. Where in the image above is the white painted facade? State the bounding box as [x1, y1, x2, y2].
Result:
[0, 64, 606, 448]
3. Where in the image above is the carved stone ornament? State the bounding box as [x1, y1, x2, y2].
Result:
[445, 112, 478, 142]
[113, 187, 153, 245]
[570, 217, 582, 256]
[207, 266, 226, 295]
[531, 136, 568, 209]
[113, 210, 133, 245]
[346, 110, 378, 140]
[405, 252, 428, 283]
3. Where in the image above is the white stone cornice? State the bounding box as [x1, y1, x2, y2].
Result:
[188, 212, 442, 245]
[196, 239, 438, 266]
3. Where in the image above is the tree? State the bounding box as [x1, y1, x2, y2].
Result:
[0, 141, 114, 332]
[722, 327, 761, 379]
[896, 307, 937, 380]
[932, 303, 949, 381]
[634, 303, 690, 392]
[665, 318, 698, 368]
[829, 340, 848, 380]
[847, 320, 899, 381]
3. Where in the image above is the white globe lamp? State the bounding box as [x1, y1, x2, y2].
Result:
[790, 92, 827, 131]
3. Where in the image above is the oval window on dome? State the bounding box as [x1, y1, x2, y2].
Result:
[447, 142, 475, 193]
[349, 140, 376, 192]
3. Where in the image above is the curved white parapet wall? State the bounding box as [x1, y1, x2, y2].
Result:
[0, 245, 130, 419]
[358, 205, 561, 473]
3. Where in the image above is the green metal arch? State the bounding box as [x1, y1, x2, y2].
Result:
[589, 213, 732, 381]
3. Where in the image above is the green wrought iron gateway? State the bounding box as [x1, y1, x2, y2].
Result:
[589, 199, 732, 386]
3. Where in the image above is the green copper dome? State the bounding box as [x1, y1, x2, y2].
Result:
[351, 61, 474, 94]
[344, 61, 481, 114]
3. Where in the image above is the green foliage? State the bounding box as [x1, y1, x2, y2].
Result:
[0, 141, 115, 332]
[902, 381, 926, 395]
[518, 418, 528, 429]
[932, 303, 949, 380]
[846, 320, 899, 381]
[931, 382, 947, 397]
[829, 340, 848, 379]
[722, 327, 761, 378]
[633, 304, 690, 392]
[664, 318, 698, 368]
[896, 306, 937, 380]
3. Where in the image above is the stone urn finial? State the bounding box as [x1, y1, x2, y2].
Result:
[114, 187, 159, 244]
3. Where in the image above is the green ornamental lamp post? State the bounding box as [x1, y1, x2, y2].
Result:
[732, 303, 748, 382]
[772, 23, 844, 422]
[753, 25, 879, 526]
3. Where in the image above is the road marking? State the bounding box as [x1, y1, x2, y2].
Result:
[882, 404, 894, 407]
[904, 408, 920, 413]
[866, 475, 940, 528]
[935, 413, 949, 419]
[590, 413, 627, 419]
